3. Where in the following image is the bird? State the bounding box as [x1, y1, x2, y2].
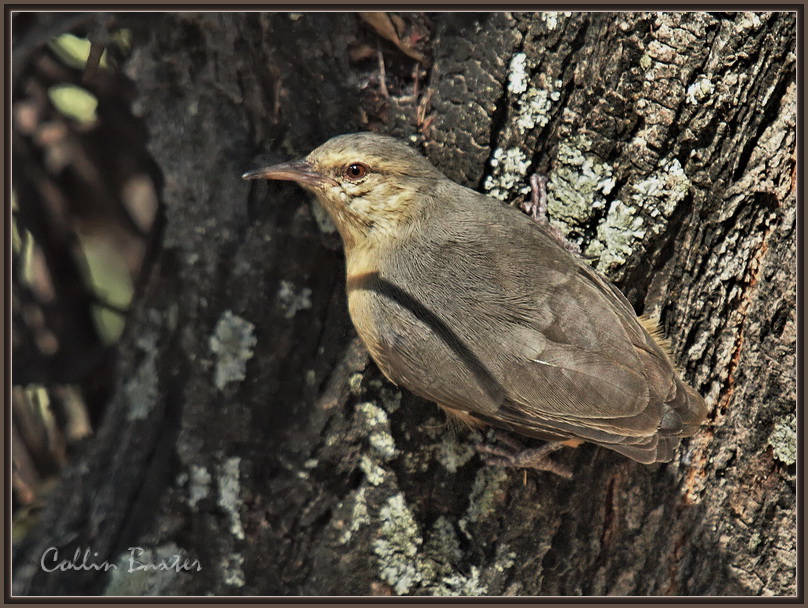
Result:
[242, 132, 707, 474]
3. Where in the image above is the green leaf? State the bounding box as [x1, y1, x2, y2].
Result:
[47, 85, 98, 124]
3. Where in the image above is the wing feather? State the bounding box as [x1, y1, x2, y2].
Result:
[354, 184, 704, 462]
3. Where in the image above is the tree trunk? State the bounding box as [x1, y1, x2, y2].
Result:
[12, 11, 796, 596]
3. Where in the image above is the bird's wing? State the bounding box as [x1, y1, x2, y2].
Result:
[382, 191, 688, 440]
[493, 252, 676, 436]
[347, 269, 509, 416]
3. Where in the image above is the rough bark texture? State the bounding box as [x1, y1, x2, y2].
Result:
[12, 11, 797, 596]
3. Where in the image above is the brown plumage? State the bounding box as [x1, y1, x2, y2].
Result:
[243, 133, 707, 466]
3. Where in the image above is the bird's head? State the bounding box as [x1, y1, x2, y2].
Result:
[243, 133, 445, 250]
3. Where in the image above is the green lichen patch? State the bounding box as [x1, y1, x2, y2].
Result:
[373, 493, 430, 595]
[686, 75, 715, 105]
[220, 552, 246, 587]
[484, 147, 532, 202]
[217, 457, 245, 541]
[585, 156, 691, 273]
[546, 135, 615, 239]
[371, 494, 506, 595]
[123, 315, 166, 421]
[425, 516, 463, 565]
[507, 53, 529, 95]
[187, 465, 211, 509]
[437, 435, 477, 473]
[493, 544, 518, 573]
[768, 413, 796, 466]
[632, 157, 689, 216]
[356, 401, 399, 460]
[356, 401, 390, 428]
[584, 199, 645, 272]
[348, 372, 365, 395]
[276, 280, 313, 319]
[459, 467, 509, 537]
[506, 53, 562, 135]
[433, 566, 487, 596]
[124, 349, 158, 421]
[369, 430, 400, 460]
[359, 454, 387, 486]
[353, 401, 399, 486]
[514, 82, 562, 134]
[209, 310, 257, 390]
[338, 486, 372, 544]
[539, 11, 571, 31]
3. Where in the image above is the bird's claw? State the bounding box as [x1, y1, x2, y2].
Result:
[519, 173, 550, 223]
[476, 432, 573, 479]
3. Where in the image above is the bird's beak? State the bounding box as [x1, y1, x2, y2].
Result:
[241, 159, 333, 189]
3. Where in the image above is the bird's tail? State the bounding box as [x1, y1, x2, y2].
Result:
[677, 381, 708, 437]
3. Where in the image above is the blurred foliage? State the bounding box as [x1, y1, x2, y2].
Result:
[47, 84, 98, 123]
[12, 18, 157, 528]
[77, 234, 133, 343]
[15, 222, 36, 286]
[48, 33, 110, 70]
[111, 29, 133, 55]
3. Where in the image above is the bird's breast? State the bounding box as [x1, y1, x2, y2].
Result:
[345, 272, 401, 385]
[344, 243, 400, 381]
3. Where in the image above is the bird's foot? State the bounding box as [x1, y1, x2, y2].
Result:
[519, 173, 550, 223]
[476, 431, 573, 479]
[519, 173, 582, 256]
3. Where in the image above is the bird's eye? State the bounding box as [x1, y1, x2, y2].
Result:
[343, 163, 369, 180]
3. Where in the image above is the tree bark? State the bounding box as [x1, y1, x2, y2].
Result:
[12, 11, 796, 596]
